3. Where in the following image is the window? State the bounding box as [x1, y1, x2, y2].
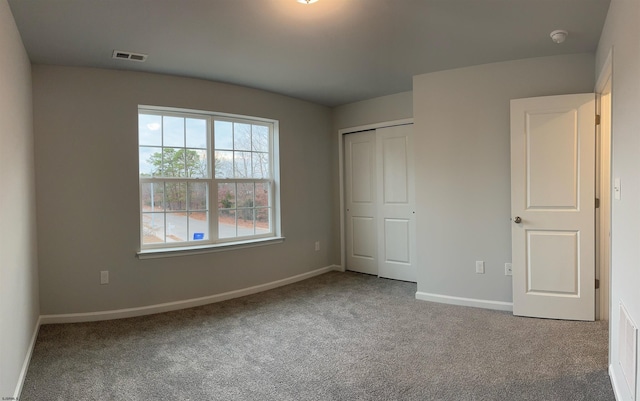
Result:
[138, 107, 280, 252]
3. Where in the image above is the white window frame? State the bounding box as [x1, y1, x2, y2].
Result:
[137, 105, 282, 258]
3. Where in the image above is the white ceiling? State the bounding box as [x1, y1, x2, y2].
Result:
[8, 0, 610, 107]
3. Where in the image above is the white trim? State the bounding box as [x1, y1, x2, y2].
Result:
[338, 118, 414, 271]
[137, 236, 285, 259]
[14, 316, 41, 399]
[338, 118, 414, 136]
[415, 291, 514, 312]
[596, 59, 612, 323]
[139, 104, 276, 125]
[610, 364, 624, 401]
[595, 47, 614, 363]
[338, 130, 346, 269]
[40, 265, 340, 324]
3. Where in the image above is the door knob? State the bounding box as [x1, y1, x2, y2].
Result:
[513, 216, 522, 224]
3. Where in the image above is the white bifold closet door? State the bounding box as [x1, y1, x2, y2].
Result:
[344, 124, 416, 282]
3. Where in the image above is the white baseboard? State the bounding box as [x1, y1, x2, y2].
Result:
[415, 291, 513, 312]
[609, 363, 627, 401]
[41, 265, 340, 324]
[14, 316, 41, 399]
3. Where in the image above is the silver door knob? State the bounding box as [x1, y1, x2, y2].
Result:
[513, 216, 522, 224]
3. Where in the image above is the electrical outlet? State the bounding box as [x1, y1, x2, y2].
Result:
[315, 241, 320, 251]
[505, 263, 513, 276]
[100, 270, 109, 285]
[475, 261, 485, 274]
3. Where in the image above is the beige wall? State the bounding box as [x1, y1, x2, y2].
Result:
[32, 65, 334, 314]
[413, 54, 595, 303]
[596, 0, 640, 398]
[332, 91, 413, 131]
[0, 0, 39, 397]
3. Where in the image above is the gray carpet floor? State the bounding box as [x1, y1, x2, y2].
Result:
[22, 271, 614, 400]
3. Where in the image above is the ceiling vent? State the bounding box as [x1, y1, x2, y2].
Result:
[112, 50, 148, 62]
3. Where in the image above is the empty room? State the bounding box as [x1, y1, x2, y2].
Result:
[1, 0, 638, 400]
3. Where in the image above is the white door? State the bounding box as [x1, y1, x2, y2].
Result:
[344, 124, 416, 282]
[376, 125, 416, 282]
[510, 93, 596, 321]
[345, 130, 378, 275]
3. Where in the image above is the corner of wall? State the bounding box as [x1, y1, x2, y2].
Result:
[0, 0, 40, 397]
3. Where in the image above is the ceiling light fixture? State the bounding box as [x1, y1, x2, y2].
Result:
[550, 30, 568, 44]
[297, 0, 318, 4]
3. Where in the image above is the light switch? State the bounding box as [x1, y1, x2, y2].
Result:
[614, 178, 621, 200]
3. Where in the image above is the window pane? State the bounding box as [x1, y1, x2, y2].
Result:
[139, 146, 161, 176]
[218, 183, 236, 209]
[234, 123, 252, 151]
[252, 125, 269, 152]
[237, 208, 255, 237]
[163, 116, 184, 147]
[188, 182, 207, 210]
[165, 182, 187, 211]
[142, 213, 165, 244]
[186, 149, 208, 178]
[234, 151, 251, 178]
[139, 114, 162, 146]
[163, 148, 186, 177]
[252, 152, 270, 178]
[214, 121, 233, 150]
[141, 182, 165, 211]
[186, 118, 207, 149]
[166, 212, 187, 242]
[237, 183, 254, 208]
[219, 209, 236, 239]
[189, 211, 208, 241]
[256, 208, 271, 235]
[215, 151, 233, 178]
[255, 182, 269, 208]
[141, 183, 152, 210]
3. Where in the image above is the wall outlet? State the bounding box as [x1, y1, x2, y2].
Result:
[475, 261, 485, 274]
[315, 241, 320, 251]
[100, 270, 109, 285]
[505, 263, 513, 276]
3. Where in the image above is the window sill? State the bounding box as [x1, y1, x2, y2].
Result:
[137, 237, 285, 260]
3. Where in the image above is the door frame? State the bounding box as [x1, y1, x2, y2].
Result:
[338, 118, 413, 271]
[595, 49, 612, 326]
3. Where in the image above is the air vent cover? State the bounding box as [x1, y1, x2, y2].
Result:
[112, 50, 148, 62]
[619, 302, 638, 399]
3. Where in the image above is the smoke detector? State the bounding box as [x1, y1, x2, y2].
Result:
[112, 50, 148, 62]
[550, 30, 568, 44]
